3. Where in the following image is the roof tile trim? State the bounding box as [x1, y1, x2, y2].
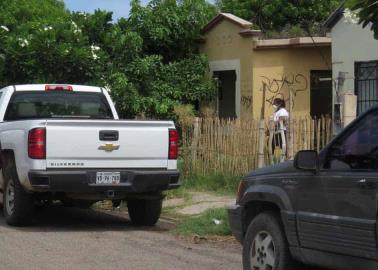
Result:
[202, 13, 253, 34]
[255, 37, 332, 49]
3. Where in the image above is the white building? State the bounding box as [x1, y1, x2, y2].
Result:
[325, 4, 378, 129]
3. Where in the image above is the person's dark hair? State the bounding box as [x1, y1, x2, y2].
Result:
[273, 98, 285, 108]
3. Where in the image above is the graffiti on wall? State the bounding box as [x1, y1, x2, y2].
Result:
[260, 73, 308, 108]
[241, 95, 252, 109]
[241, 79, 253, 109]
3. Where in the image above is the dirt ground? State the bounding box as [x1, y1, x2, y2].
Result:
[162, 192, 327, 270]
[0, 191, 328, 270]
[0, 205, 242, 270]
[164, 191, 235, 215]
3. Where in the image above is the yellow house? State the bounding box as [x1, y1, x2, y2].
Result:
[199, 13, 332, 120]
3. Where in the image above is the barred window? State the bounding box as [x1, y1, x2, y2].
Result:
[356, 61, 378, 115]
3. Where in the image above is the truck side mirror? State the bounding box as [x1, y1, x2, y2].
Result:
[294, 150, 319, 171]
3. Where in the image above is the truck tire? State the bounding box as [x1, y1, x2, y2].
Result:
[243, 211, 294, 270]
[3, 158, 34, 226]
[127, 198, 162, 226]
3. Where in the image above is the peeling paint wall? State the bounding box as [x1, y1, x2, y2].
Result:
[253, 47, 331, 119]
[200, 18, 332, 120]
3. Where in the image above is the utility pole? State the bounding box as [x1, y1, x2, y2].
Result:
[257, 83, 266, 168]
[287, 89, 294, 159]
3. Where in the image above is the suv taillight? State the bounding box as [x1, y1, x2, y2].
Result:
[168, 129, 179, 160]
[28, 128, 46, 159]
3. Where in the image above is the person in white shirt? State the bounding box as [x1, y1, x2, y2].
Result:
[271, 98, 289, 153]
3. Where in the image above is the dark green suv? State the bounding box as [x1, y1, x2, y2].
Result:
[229, 107, 378, 270]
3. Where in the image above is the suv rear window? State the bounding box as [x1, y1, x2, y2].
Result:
[4, 91, 113, 121]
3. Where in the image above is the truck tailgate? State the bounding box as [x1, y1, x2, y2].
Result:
[45, 120, 173, 169]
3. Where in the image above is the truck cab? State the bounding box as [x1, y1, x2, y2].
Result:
[229, 106, 378, 270]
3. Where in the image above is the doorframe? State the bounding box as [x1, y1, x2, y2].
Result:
[310, 69, 333, 118]
[209, 59, 241, 118]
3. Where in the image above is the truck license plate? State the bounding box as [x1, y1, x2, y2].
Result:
[96, 172, 121, 184]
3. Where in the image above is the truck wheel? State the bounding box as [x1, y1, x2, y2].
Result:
[3, 161, 34, 226]
[127, 198, 162, 226]
[243, 212, 294, 270]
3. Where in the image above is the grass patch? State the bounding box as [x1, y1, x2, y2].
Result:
[180, 173, 241, 195]
[175, 208, 231, 236]
[165, 186, 192, 200]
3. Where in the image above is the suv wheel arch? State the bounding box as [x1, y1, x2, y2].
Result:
[243, 201, 281, 233]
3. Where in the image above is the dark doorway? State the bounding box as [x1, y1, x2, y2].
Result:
[310, 70, 333, 118]
[213, 70, 237, 119]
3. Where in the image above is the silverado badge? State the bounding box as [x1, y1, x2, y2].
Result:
[98, 143, 120, 152]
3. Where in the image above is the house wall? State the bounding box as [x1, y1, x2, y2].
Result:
[199, 20, 254, 119]
[200, 19, 332, 120]
[331, 17, 378, 94]
[252, 47, 332, 119]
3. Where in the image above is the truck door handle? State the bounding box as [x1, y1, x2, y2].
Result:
[357, 179, 377, 189]
[99, 130, 119, 141]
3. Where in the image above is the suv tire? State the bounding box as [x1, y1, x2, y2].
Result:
[127, 198, 162, 226]
[3, 157, 34, 226]
[243, 211, 294, 270]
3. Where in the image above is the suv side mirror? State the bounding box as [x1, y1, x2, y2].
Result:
[294, 150, 319, 171]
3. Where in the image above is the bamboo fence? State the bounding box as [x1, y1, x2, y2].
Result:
[180, 115, 333, 177]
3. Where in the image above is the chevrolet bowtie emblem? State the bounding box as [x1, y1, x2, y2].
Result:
[98, 143, 120, 152]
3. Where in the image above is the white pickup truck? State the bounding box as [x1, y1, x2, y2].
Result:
[0, 84, 180, 226]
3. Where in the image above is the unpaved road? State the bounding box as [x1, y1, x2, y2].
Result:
[0, 206, 326, 270]
[0, 206, 242, 270]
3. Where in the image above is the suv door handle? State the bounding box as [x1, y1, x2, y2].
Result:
[357, 179, 377, 189]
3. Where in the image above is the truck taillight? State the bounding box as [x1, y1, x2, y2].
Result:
[45, 85, 73, 91]
[28, 128, 46, 159]
[168, 129, 179, 160]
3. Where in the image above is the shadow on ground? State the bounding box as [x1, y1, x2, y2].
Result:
[0, 205, 174, 233]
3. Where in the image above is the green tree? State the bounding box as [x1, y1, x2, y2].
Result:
[217, 0, 342, 32]
[127, 0, 216, 61]
[0, 0, 68, 27]
[105, 0, 217, 118]
[349, 0, 378, 38]
[0, 0, 107, 85]
[0, 0, 217, 119]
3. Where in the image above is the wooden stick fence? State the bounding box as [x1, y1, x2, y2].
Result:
[180, 115, 333, 177]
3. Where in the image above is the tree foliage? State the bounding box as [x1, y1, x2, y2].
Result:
[217, 0, 342, 33]
[0, 0, 217, 119]
[127, 0, 216, 61]
[349, 0, 378, 39]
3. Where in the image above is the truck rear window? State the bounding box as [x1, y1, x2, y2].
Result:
[4, 91, 113, 121]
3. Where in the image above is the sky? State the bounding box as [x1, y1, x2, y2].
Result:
[64, 0, 150, 21]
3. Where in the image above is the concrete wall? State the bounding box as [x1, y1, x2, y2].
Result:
[253, 47, 332, 119]
[199, 20, 254, 119]
[200, 18, 332, 120]
[331, 17, 378, 94]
